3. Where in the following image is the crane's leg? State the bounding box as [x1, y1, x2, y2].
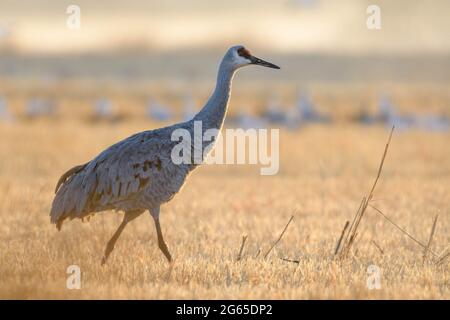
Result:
[150, 207, 172, 263]
[101, 210, 143, 265]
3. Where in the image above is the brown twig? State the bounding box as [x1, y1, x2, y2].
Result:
[280, 257, 300, 264]
[341, 198, 365, 258]
[371, 240, 384, 255]
[345, 199, 367, 257]
[436, 249, 450, 266]
[369, 205, 438, 258]
[254, 247, 261, 259]
[435, 245, 449, 265]
[334, 221, 349, 255]
[338, 126, 395, 258]
[368, 126, 394, 200]
[423, 215, 438, 264]
[236, 234, 248, 261]
[264, 215, 294, 259]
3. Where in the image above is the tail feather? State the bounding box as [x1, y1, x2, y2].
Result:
[54, 163, 87, 194]
[50, 163, 89, 229]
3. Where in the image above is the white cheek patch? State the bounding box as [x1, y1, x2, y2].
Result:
[237, 56, 251, 65]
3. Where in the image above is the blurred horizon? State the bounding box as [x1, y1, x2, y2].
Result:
[1, 51, 450, 85]
[0, 1, 449, 85]
[1, 0, 450, 55]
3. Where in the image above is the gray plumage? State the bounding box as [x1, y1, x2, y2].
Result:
[50, 45, 279, 264]
[51, 123, 191, 228]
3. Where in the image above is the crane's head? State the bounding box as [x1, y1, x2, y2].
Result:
[224, 45, 280, 70]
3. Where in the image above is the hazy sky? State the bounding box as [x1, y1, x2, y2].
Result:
[0, 0, 449, 54]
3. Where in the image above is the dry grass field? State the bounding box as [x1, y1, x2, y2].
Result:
[0, 87, 449, 299]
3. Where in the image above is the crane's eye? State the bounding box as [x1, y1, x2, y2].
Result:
[237, 47, 251, 59]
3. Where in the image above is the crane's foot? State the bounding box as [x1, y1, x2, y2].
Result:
[165, 252, 172, 263]
[101, 242, 115, 266]
[101, 253, 110, 266]
[158, 239, 172, 263]
[100, 217, 130, 266]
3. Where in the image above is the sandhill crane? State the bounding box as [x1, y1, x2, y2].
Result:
[146, 98, 173, 122]
[417, 114, 450, 132]
[50, 45, 279, 265]
[25, 97, 57, 119]
[356, 96, 449, 132]
[0, 97, 14, 123]
[262, 95, 304, 129]
[296, 92, 330, 123]
[377, 96, 416, 130]
[355, 96, 399, 126]
[262, 96, 287, 124]
[228, 109, 268, 129]
[93, 97, 114, 121]
[181, 94, 197, 121]
[378, 96, 449, 132]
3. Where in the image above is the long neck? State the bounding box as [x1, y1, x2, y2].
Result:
[193, 61, 235, 130]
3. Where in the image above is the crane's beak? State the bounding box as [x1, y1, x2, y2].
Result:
[249, 55, 280, 69]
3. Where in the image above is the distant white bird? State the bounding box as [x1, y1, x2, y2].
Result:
[355, 102, 375, 125]
[146, 99, 172, 122]
[50, 45, 280, 265]
[25, 97, 56, 119]
[378, 96, 396, 122]
[181, 94, 197, 121]
[377, 96, 416, 130]
[366, 96, 449, 132]
[356, 96, 449, 132]
[230, 110, 268, 129]
[416, 113, 450, 132]
[262, 97, 301, 129]
[263, 96, 288, 124]
[296, 92, 330, 123]
[0, 97, 14, 122]
[284, 105, 302, 129]
[93, 98, 114, 120]
[0, 22, 12, 41]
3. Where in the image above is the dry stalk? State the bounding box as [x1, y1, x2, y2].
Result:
[371, 240, 385, 255]
[280, 257, 300, 264]
[338, 127, 394, 259]
[423, 215, 438, 264]
[340, 198, 365, 257]
[236, 234, 248, 261]
[264, 215, 294, 259]
[370, 205, 439, 258]
[334, 221, 350, 255]
[436, 250, 450, 266]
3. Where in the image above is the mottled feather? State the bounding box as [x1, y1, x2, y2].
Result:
[50, 124, 193, 229]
